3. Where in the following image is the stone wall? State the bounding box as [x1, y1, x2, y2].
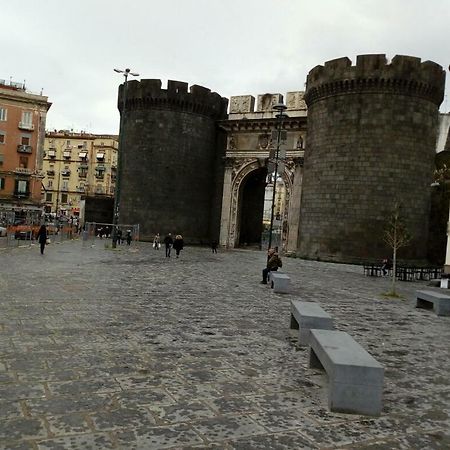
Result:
[118, 80, 228, 243]
[299, 55, 446, 262]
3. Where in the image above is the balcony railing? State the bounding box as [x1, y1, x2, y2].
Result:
[61, 171, 71, 177]
[78, 173, 87, 178]
[18, 122, 34, 131]
[47, 170, 55, 176]
[76, 187, 86, 192]
[95, 173, 105, 179]
[14, 167, 32, 175]
[13, 190, 30, 198]
[17, 144, 32, 153]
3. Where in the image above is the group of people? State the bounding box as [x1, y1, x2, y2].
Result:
[153, 233, 184, 258]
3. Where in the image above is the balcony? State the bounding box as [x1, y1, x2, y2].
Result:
[61, 170, 71, 177]
[17, 144, 32, 154]
[78, 172, 87, 178]
[14, 167, 32, 175]
[18, 122, 34, 131]
[47, 170, 55, 176]
[95, 173, 105, 180]
[76, 186, 86, 193]
[47, 150, 56, 158]
[63, 151, 71, 159]
[13, 190, 30, 198]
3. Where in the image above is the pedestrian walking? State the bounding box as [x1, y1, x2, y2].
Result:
[173, 234, 184, 258]
[116, 228, 122, 245]
[153, 233, 161, 250]
[164, 233, 173, 257]
[261, 248, 282, 284]
[211, 240, 218, 254]
[35, 224, 48, 255]
[126, 229, 132, 246]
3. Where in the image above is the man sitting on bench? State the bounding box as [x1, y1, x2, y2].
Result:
[261, 248, 283, 284]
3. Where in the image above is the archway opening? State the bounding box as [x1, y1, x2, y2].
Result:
[238, 167, 267, 247]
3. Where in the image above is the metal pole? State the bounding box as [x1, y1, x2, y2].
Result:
[267, 104, 286, 256]
[112, 69, 138, 248]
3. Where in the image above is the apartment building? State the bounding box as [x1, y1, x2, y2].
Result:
[42, 131, 118, 219]
[0, 79, 51, 221]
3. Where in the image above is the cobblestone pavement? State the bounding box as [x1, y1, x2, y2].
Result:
[0, 239, 449, 450]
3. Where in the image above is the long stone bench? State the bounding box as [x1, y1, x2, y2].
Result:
[290, 300, 334, 346]
[309, 329, 384, 416]
[416, 290, 450, 316]
[270, 272, 290, 293]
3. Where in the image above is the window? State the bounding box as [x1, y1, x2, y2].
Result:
[0, 177, 4, 189]
[61, 193, 68, 203]
[22, 111, 32, 125]
[0, 131, 5, 144]
[19, 111, 33, 129]
[19, 156, 28, 168]
[16, 179, 28, 193]
[0, 108, 7, 121]
[48, 180, 53, 188]
[21, 135, 31, 145]
[62, 180, 69, 191]
[0, 154, 3, 166]
[46, 193, 52, 202]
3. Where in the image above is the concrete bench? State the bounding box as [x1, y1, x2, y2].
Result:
[290, 300, 334, 346]
[309, 329, 384, 416]
[270, 272, 290, 293]
[416, 290, 450, 316]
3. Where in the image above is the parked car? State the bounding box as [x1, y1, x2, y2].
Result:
[0, 226, 7, 237]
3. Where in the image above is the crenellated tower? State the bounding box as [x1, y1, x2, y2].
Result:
[118, 80, 228, 242]
[299, 54, 446, 262]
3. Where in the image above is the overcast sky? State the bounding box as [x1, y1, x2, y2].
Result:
[2, 0, 449, 134]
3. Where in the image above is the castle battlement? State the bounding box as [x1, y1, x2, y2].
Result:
[305, 54, 446, 106]
[118, 79, 228, 120]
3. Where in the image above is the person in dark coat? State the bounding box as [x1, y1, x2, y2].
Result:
[173, 234, 184, 258]
[36, 224, 48, 255]
[211, 240, 218, 254]
[164, 233, 173, 257]
[261, 248, 282, 284]
[126, 230, 132, 246]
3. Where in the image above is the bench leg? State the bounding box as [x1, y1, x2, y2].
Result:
[290, 314, 299, 330]
[309, 348, 324, 370]
[416, 298, 432, 310]
[329, 382, 382, 416]
[435, 301, 450, 316]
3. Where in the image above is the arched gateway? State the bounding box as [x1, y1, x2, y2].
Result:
[218, 92, 306, 252]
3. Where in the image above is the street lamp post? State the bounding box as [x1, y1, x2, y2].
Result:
[267, 102, 287, 255]
[111, 68, 139, 248]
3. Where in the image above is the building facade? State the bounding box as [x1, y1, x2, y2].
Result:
[0, 79, 51, 223]
[42, 131, 118, 220]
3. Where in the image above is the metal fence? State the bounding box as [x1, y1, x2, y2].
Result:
[83, 222, 140, 248]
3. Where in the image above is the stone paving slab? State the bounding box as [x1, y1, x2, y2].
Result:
[0, 240, 449, 448]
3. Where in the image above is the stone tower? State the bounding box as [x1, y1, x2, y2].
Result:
[118, 79, 228, 242]
[299, 55, 446, 262]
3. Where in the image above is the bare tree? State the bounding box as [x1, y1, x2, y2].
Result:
[384, 202, 412, 296]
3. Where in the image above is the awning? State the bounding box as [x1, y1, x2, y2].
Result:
[96, 153, 105, 159]
[78, 152, 87, 158]
[48, 150, 56, 157]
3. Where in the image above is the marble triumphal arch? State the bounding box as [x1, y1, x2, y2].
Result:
[218, 92, 307, 252]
